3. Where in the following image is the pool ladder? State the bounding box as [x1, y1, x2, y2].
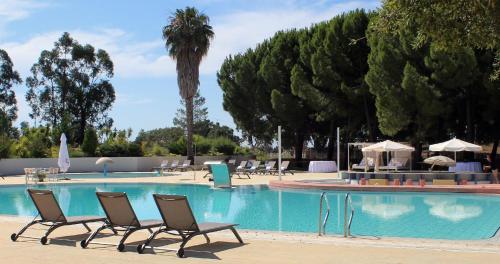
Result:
[344, 192, 354, 237]
[318, 192, 330, 236]
[318, 192, 354, 237]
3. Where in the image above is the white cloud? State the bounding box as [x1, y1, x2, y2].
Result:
[0, 0, 48, 22]
[1, 1, 379, 80]
[0, 29, 176, 78]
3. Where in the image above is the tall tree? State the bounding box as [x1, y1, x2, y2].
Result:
[0, 49, 22, 135]
[26, 32, 115, 144]
[173, 90, 209, 132]
[162, 7, 214, 160]
[0, 49, 21, 158]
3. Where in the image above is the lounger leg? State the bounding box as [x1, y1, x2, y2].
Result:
[82, 223, 91, 232]
[117, 228, 138, 251]
[230, 227, 243, 243]
[80, 222, 110, 248]
[41, 222, 66, 244]
[202, 233, 210, 244]
[11, 219, 42, 241]
[177, 234, 195, 258]
[138, 227, 166, 253]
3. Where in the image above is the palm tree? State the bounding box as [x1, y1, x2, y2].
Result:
[163, 7, 214, 160]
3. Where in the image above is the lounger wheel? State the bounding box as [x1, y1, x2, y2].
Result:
[40, 236, 48, 245]
[80, 240, 88, 248]
[117, 243, 125, 252]
[136, 244, 145, 254]
[10, 233, 18, 241]
[176, 248, 185, 258]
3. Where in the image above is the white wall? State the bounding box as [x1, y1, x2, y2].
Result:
[0, 155, 252, 176]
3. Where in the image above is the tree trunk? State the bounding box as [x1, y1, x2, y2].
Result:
[363, 92, 375, 142]
[491, 138, 499, 162]
[327, 121, 335, 160]
[186, 97, 194, 161]
[77, 113, 86, 144]
[294, 133, 304, 162]
[465, 97, 472, 141]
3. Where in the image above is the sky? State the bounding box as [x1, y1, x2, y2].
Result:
[0, 0, 380, 136]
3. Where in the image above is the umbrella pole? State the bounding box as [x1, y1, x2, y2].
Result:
[103, 164, 107, 177]
[454, 152, 457, 162]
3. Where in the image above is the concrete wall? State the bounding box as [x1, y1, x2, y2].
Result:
[0, 155, 253, 176]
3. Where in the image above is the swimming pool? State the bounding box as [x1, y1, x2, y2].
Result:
[1, 183, 499, 240]
[64, 172, 160, 179]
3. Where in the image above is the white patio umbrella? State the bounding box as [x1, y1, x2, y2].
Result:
[96, 157, 113, 176]
[57, 133, 70, 173]
[362, 140, 415, 171]
[424, 155, 456, 171]
[429, 138, 482, 161]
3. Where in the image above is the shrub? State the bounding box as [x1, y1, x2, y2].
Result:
[168, 137, 187, 155]
[82, 128, 98, 156]
[194, 135, 212, 155]
[212, 137, 236, 155]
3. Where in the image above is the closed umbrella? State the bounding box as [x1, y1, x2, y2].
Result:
[429, 138, 482, 161]
[96, 157, 113, 176]
[58, 133, 70, 173]
[424, 155, 456, 171]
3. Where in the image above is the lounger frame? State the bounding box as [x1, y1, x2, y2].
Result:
[11, 189, 105, 245]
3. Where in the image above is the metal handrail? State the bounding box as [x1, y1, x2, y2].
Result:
[318, 192, 330, 236]
[344, 192, 354, 237]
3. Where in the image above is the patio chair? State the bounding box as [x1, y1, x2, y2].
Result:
[80, 192, 163, 252]
[235, 161, 247, 173]
[244, 160, 261, 178]
[11, 189, 106, 245]
[166, 160, 179, 171]
[380, 157, 409, 171]
[270, 160, 294, 175]
[352, 157, 375, 171]
[177, 160, 192, 171]
[136, 194, 243, 257]
[259, 161, 276, 175]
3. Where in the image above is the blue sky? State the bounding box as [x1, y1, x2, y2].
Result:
[0, 0, 380, 136]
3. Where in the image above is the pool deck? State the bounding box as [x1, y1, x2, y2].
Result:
[1, 171, 500, 263]
[269, 179, 500, 194]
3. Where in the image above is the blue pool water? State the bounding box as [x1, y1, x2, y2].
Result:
[65, 172, 160, 179]
[1, 183, 500, 240]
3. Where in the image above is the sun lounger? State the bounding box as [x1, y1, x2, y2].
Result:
[166, 160, 179, 171]
[11, 189, 105, 245]
[270, 160, 294, 175]
[244, 160, 261, 177]
[136, 194, 243, 257]
[259, 161, 276, 175]
[177, 160, 192, 171]
[380, 158, 409, 171]
[80, 192, 163, 251]
[234, 161, 247, 176]
[352, 157, 375, 171]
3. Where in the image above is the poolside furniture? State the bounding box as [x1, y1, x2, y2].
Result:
[449, 162, 482, 173]
[80, 192, 163, 251]
[379, 157, 409, 171]
[47, 167, 60, 181]
[235, 160, 247, 174]
[270, 160, 294, 175]
[228, 159, 236, 165]
[259, 160, 276, 175]
[166, 160, 179, 171]
[432, 179, 456, 185]
[11, 189, 106, 245]
[136, 194, 243, 257]
[308, 161, 337, 173]
[244, 160, 261, 177]
[352, 157, 375, 171]
[211, 164, 232, 188]
[367, 179, 389, 185]
[177, 160, 192, 171]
